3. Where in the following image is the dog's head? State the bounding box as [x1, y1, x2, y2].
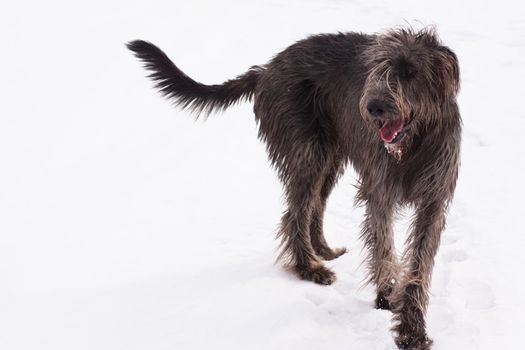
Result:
[359, 27, 460, 160]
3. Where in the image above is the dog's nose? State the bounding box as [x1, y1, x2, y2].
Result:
[366, 100, 386, 118]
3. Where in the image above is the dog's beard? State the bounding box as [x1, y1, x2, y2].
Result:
[384, 135, 411, 161]
[385, 142, 403, 160]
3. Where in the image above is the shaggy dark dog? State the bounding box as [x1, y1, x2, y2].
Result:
[127, 27, 461, 350]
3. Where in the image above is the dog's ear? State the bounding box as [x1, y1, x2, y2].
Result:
[437, 46, 460, 98]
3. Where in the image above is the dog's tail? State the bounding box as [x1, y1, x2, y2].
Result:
[127, 40, 264, 117]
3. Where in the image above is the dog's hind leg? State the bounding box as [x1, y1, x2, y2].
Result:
[276, 142, 337, 285]
[309, 154, 347, 261]
[359, 191, 400, 310]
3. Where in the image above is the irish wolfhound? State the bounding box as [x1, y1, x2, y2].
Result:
[127, 27, 461, 350]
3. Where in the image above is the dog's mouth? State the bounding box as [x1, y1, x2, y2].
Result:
[379, 118, 411, 144]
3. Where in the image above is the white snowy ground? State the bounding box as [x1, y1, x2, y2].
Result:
[1, 0, 524, 349]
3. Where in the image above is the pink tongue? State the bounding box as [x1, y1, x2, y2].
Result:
[380, 119, 404, 143]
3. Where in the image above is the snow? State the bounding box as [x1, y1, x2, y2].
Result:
[1, 0, 524, 349]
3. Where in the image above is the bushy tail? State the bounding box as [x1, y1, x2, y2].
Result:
[127, 40, 263, 117]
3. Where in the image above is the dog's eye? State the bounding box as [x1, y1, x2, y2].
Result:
[397, 59, 417, 81]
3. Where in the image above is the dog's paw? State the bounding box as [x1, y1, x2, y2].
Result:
[318, 246, 347, 261]
[295, 264, 336, 285]
[393, 318, 432, 350]
[394, 333, 433, 350]
[375, 290, 392, 310]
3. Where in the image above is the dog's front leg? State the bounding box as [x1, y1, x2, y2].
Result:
[360, 193, 400, 310]
[391, 199, 447, 350]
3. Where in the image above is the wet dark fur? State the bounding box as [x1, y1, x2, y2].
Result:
[127, 28, 461, 350]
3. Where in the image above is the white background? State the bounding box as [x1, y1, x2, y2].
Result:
[1, 0, 524, 349]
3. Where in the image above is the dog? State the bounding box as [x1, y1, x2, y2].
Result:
[127, 27, 461, 350]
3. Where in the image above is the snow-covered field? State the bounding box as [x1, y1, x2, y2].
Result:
[1, 0, 524, 349]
